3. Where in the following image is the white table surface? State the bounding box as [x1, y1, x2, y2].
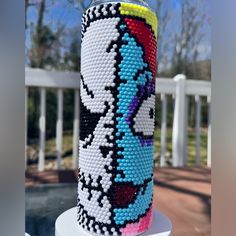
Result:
[55, 207, 172, 236]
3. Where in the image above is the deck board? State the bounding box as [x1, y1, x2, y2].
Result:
[26, 167, 211, 236]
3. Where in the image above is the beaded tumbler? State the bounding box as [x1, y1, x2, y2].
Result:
[78, 1, 158, 235]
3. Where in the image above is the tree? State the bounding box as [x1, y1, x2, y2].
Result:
[67, 0, 87, 12]
[169, 0, 209, 126]
[64, 35, 81, 72]
[29, 0, 61, 68]
[25, 0, 39, 28]
[26, 0, 64, 140]
[63, 34, 81, 132]
[171, 0, 206, 78]
[155, 0, 171, 75]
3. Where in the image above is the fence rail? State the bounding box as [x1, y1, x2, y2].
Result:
[25, 68, 211, 171]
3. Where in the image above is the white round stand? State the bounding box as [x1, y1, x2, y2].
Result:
[25, 233, 30, 236]
[55, 207, 172, 236]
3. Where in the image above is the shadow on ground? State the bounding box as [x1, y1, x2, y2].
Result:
[26, 167, 211, 236]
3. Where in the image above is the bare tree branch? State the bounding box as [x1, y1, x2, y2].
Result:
[155, 0, 171, 74]
[25, 0, 41, 28]
[172, 0, 206, 76]
[67, 0, 86, 12]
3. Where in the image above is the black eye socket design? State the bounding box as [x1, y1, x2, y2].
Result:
[80, 97, 110, 144]
[80, 98, 102, 141]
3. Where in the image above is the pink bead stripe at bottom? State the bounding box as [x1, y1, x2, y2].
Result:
[120, 207, 153, 236]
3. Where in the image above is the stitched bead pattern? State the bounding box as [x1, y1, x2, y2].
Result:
[119, 3, 158, 38]
[79, 3, 157, 236]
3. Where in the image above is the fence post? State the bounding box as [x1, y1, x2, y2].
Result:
[38, 88, 46, 172]
[160, 94, 167, 167]
[195, 95, 202, 165]
[172, 74, 187, 167]
[25, 87, 28, 170]
[73, 89, 79, 169]
[56, 89, 63, 170]
[207, 96, 211, 167]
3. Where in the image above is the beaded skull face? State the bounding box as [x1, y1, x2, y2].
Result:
[78, 2, 157, 236]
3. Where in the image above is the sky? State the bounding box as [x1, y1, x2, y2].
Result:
[26, 0, 211, 65]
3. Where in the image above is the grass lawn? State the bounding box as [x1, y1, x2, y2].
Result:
[154, 128, 208, 166]
[27, 128, 208, 170]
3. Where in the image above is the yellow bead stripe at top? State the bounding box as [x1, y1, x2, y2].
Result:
[119, 3, 158, 38]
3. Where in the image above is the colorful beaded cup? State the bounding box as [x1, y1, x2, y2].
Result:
[78, 2, 157, 236]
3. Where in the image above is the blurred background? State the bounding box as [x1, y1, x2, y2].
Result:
[25, 0, 211, 236]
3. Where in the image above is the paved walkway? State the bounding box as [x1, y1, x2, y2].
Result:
[26, 167, 211, 236]
[154, 168, 211, 236]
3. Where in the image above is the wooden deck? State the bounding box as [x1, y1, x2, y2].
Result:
[26, 167, 211, 236]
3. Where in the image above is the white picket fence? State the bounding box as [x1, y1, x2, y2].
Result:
[25, 68, 211, 171]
